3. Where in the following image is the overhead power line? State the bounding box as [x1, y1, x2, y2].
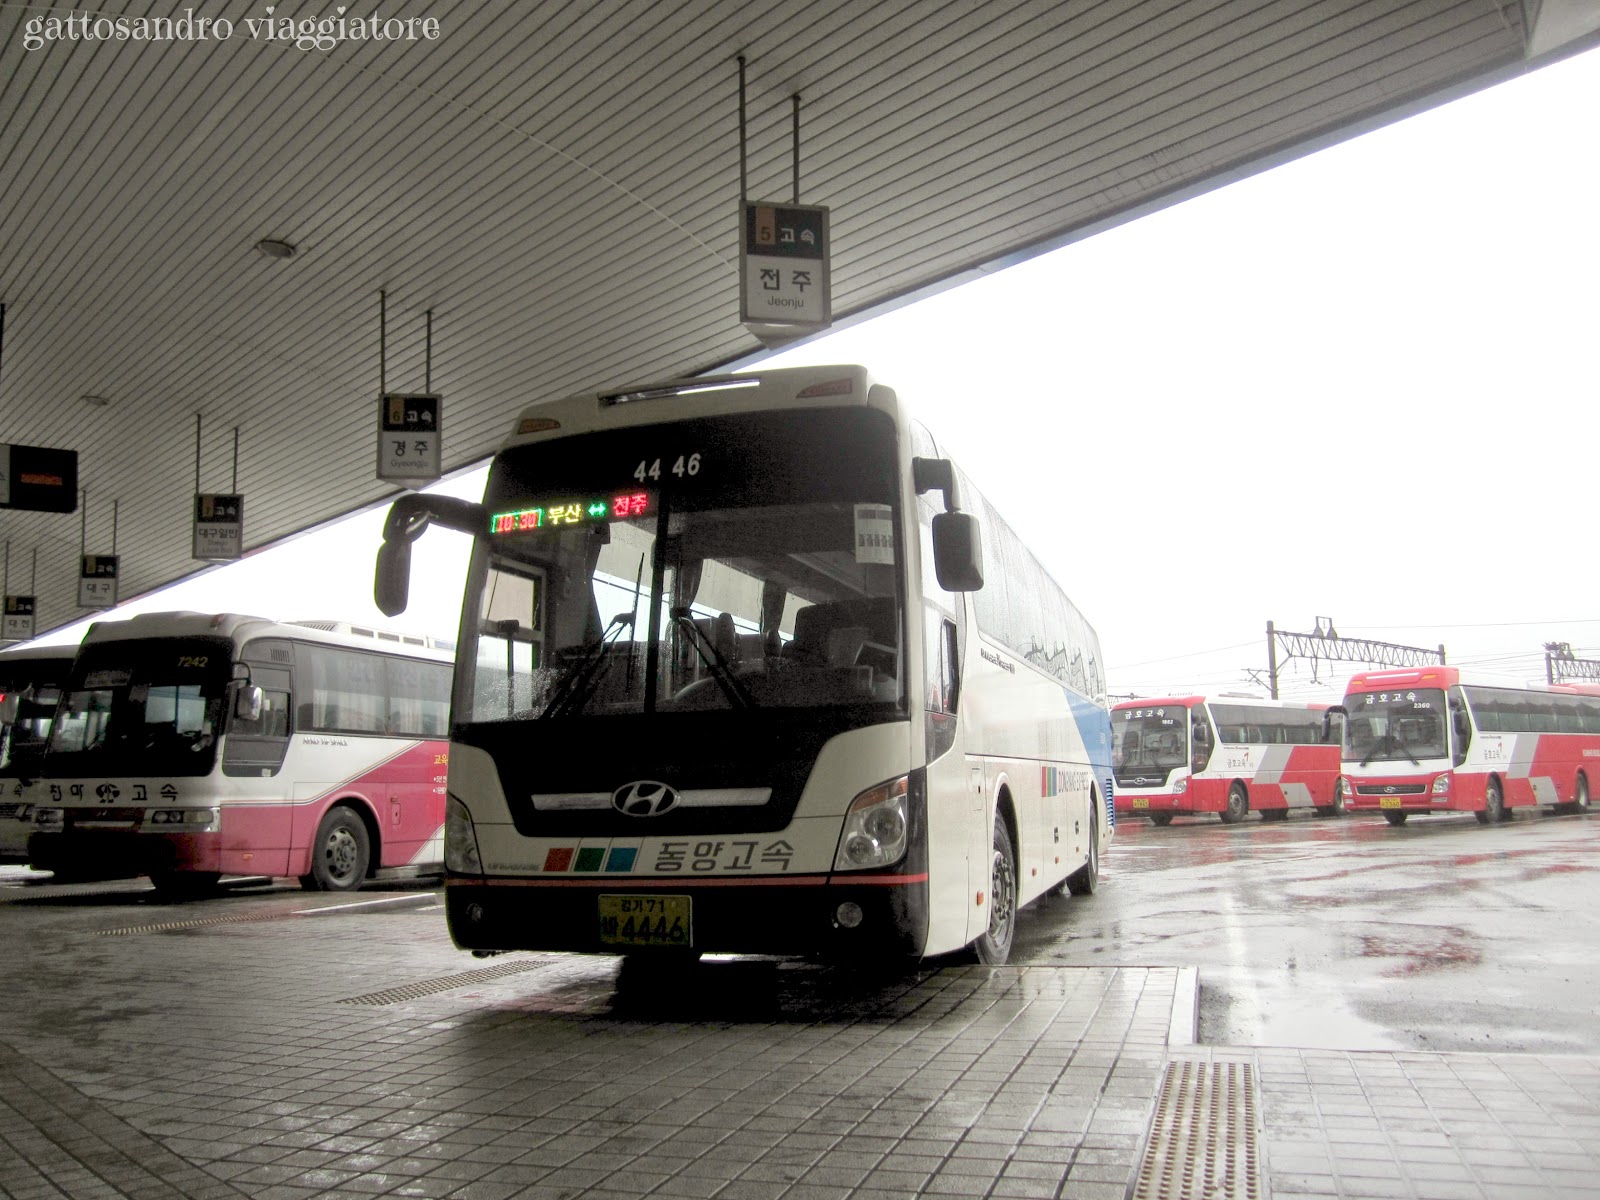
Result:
[1264, 617, 1445, 699]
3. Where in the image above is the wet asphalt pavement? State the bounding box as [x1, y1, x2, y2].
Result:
[1010, 806, 1600, 1055]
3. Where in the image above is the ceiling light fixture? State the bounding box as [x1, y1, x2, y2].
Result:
[256, 238, 297, 259]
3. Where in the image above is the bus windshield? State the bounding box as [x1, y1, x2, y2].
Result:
[1344, 688, 1448, 764]
[1114, 706, 1189, 769]
[461, 407, 905, 724]
[0, 659, 70, 776]
[44, 638, 232, 777]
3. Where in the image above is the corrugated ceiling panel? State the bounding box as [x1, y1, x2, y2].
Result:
[0, 0, 1540, 636]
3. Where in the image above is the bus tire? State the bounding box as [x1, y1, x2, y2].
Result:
[1316, 791, 1345, 818]
[1477, 778, 1504, 826]
[1260, 807, 1288, 822]
[1219, 783, 1247, 825]
[301, 806, 370, 892]
[1383, 810, 1407, 826]
[973, 820, 1017, 965]
[150, 870, 220, 900]
[1066, 806, 1099, 896]
[1149, 812, 1174, 827]
[1558, 773, 1589, 816]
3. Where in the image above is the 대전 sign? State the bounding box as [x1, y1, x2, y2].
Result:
[378, 393, 441, 484]
[79, 555, 119, 609]
[0, 443, 78, 513]
[739, 201, 830, 339]
[193, 493, 243, 561]
[3, 595, 36, 641]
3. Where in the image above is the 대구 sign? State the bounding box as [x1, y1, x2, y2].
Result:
[0, 444, 78, 513]
[3, 596, 36, 640]
[739, 201, 831, 338]
[192, 493, 243, 561]
[79, 555, 119, 609]
[378, 393, 442, 484]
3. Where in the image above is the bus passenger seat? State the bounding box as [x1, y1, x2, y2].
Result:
[826, 627, 869, 668]
[713, 612, 738, 666]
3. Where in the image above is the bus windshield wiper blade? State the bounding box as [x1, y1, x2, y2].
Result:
[1359, 735, 1392, 768]
[673, 612, 755, 709]
[542, 614, 630, 719]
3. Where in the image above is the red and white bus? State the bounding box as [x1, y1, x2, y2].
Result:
[0, 643, 78, 862]
[1112, 695, 1342, 825]
[24, 612, 452, 894]
[1336, 667, 1598, 825]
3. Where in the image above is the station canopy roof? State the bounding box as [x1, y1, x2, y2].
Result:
[2, 1, 1597, 638]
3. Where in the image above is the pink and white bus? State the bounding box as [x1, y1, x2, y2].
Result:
[1336, 667, 1598, 825]
[0, 643, 78, 862]
[24, 612, 452, 894]
[1112, 695, 1343, 824]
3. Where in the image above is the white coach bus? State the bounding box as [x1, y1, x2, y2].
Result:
[0, 643, 78, 861]
[376, 364, 1113, 964]
[24, 612, 451, 895]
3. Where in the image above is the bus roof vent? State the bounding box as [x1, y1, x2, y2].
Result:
[599, 377, 759, 408]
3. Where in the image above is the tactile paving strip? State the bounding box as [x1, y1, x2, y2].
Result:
[336, 957, 555, 1004]
[1132, 1058, 1264, 1200]
[94, 910, 293, 936]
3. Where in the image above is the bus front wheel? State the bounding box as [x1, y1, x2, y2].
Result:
[150, 870, 220, 900]
[1149, 813, 1174, 827]
[973, 821, 1017, 965]
[1219, 784, 1248, 825]
[1383, 811, 1408, 826]
[1558, 773, 1589, 816]
[301, 806, 371, 891]
[1476, 779, 1504, 826]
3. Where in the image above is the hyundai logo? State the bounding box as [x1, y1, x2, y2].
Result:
[1384, 786, 1397, 794]
[613, 780, 679, 817]
[1131, 776, 1153, 786]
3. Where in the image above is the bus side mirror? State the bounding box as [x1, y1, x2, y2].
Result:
[233, 684, 263, 724]
[932, 512, 984, 592]
[0, 693, 19, 725]
[376, 538, 413, 617]
[374, 493, 487, 617]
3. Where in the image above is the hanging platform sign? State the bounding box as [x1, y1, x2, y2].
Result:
[193, 493, 243, 561]
[3, 595, 35, 640]
[739, 201, 831, 339]
[0, 444, 78, 513]
[79, 555, 119, 608]
[378, 393, 442, 484]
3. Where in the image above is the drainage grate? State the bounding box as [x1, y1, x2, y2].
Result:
[1132, 1059, 1264, 1200]
[337, 958, 554, 1005]
[95, 911, 291, 936]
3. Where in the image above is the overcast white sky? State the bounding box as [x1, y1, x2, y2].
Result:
[32, 44, 1600, 701]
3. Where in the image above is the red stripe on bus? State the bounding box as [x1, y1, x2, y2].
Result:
[452, 872, 929, 888]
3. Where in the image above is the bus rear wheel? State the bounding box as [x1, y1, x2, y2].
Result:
[1476, 778, 1504, 826]
[973, 820, 1017, 965]
[1149, 812, 1174, 827]
[1219, 783, 1248, 825]
[1559, 773, 1589, 816]
[1316, 791, 1346, 818]
[1066, 807, 1099, 896]
[301, 806, 371, 891]
[1383, 811, 1408, 826]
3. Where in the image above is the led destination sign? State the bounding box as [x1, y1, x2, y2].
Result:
[490, 490, 654, 535]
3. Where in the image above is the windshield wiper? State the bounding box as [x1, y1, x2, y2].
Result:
[673, 610, 755, 709]
[542, 613, 631, 719]
[1359, 733, 1420, 768]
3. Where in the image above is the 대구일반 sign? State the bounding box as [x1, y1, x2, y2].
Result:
[192, 493, 243, 561]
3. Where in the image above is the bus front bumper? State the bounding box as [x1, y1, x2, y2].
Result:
[28, 829, 220, 877]
[445, 873, 930, 959]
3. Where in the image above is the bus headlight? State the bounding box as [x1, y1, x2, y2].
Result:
[35, 808, 63, 830]
[445, 795, 483, 875]
[834, 775, 908, 871]
[1337, 776, 1351, 798]
[1431, 776, 1449, 795]
[1174, 778, 1189, 793]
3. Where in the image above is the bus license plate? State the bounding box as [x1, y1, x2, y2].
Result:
[598, 894, 692, 948]
[1130, 798, 1149, 809]
[1379, 797, 1403, 809]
